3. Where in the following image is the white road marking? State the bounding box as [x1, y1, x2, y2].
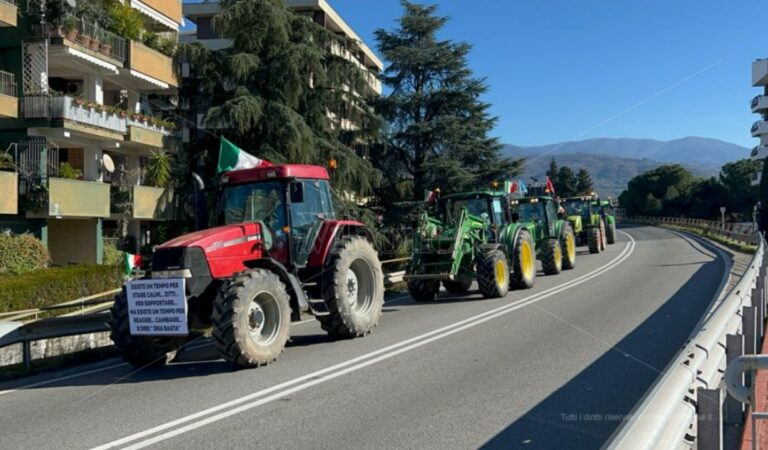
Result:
[0, 294, 411, 396]
[93, 233, 636, 450]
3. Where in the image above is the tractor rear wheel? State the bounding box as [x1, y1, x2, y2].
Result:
[319, 237, 384, 338]
[212, 269, 292, 368]
[443, 278, 472, 294]
[477, 249, 509, 299]
[408, 279, 440, 301]
[542, 239, 563, 275]
[588, 227, 601, 254]
[110, 288, 185, 367]
[606, 221, 616, 245]
[510, 229, 536, 290]
[560, 224, 576, 270]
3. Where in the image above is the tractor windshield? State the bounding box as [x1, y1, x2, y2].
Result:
[517, 202, 545, 223]
[221, 181, 287, 232]
[562, 200, 586, 216]
[443, 197, 490, 224]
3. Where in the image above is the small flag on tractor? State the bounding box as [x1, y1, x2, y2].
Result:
[124, 253, 142, 275]
[504, 180, 518, 194]
[545, 176, 555, 194]
[519, 179, 528, 195]
[425, 188, 440, 203]
[217, 137, 273, 173]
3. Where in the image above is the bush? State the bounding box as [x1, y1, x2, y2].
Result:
[0, 233, 50, 275]
[103, 240, 124, 267]
[0, 265, 123, 313]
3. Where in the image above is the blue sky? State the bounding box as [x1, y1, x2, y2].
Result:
[324, 0, 763, 149]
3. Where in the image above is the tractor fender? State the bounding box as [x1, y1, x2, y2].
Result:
[307, 220, 374, 268]
[606, 215, 616, 226]
[243, 257, 307, 322]
[501, 223, 529, 254]
[567, 215, 583, 234]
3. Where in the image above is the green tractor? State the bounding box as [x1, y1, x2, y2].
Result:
[593, 199, 617, 245]
[561, 196, 607, 254]
[509, 196, 577, 275]
[405, 191, 537, 302]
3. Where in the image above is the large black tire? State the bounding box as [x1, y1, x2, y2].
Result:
[542, 238, 563, 275]
[212, 269, 292, 368]
[599, 219, 607, 251]
[408, 279, 440, 302]
[318, 237, 385, 338]
[560, 224, 576, 270]
[606, 221, 616, 245]
[109, 288, 185, 367]
[443, 278, 472, 294]
[588, 227, 601, 254]
[477, 249, 509, 299]
[510, 229, 536, 290]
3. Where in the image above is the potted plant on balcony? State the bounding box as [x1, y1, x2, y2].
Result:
[89, 29, 102, 51]
[74, 96, 86, 107]
[64, 16, 78, 41]
[58, 162, 83, 180]
[117, 107, 127, 118]
[130, 112, 142, 122]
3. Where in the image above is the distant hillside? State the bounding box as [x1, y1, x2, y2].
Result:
[504, 137, 748, 168]
[506, 152, 719, 199]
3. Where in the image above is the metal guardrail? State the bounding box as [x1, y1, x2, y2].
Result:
[726, 355, 768, 450]
[625, 216, 759, 246]
[607, 232, 767, 449]
[0, 258, 412, 372]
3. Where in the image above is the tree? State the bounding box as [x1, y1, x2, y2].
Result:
[371, 1, 521, 205]
[180, 0, 382, 196]
[720, 159, 761, 216]
[576, 168, 594, 195]
[621, 164, 696, 217]
[548, 158, 558, 179]
[555, 167, 578, 197]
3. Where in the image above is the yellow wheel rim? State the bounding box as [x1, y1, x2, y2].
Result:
[495, 260, 506, 285]
[521, 241, 534, 280]
[554, 244, 562, 266]
[566, 234, 575, 262]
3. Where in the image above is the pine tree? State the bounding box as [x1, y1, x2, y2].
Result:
[556, 167, 578, 197]
[576, 168, 594, 195]
[371, 1, 522, 205]
[180, 0, 382, 196]
[548, 158, 558, 180]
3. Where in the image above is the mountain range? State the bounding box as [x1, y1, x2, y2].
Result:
[502, 137, 750, 198]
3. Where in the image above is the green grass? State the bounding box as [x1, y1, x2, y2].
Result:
[660, 224, 757, 254]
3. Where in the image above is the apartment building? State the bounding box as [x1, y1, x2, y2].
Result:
[751, 59, 768, 185]
[0, 0, 182, 264]
[180, 0, 383, 142]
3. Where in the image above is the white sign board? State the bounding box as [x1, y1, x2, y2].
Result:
[126, 278, 188, 336]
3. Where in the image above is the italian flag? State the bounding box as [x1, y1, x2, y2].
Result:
[217, 137, 272, 173]
[125, 253, 142, 275]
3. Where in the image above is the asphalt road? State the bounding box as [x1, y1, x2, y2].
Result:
[0, 225, 730, 450]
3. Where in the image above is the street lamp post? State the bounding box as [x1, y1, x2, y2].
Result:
[720, 206, 726, 229]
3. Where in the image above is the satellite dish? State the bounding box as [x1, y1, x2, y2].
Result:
[65, 0, 76, 8]
[101, 153, 115, 174]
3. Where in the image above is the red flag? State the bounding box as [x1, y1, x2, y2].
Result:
[509, 181, 518, 193]
[545, 177, 555, 194]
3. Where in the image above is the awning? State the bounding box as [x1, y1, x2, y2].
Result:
[128, 69, 170, 90]
[66, 47, 119, 75]
[130, 0, 179, 31]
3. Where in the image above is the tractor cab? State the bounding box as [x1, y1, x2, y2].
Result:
[510, 196, 557, 240]
[561, 196, 596, 223]
[218, 164, 335, 269]
[437, 192, 510, 242]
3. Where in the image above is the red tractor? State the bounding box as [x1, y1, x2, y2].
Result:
[109, 164, 385, 368]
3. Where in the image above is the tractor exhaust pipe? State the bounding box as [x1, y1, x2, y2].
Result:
[192, 173, 207, 231]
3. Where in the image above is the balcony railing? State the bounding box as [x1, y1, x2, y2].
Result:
[0, 70, 16, 97]
[23, 95, 127, 134]
[33, 14, 127, 62]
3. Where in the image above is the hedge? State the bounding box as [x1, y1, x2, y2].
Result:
[0, 265, 124, 314]
[0, 233, 49, 275]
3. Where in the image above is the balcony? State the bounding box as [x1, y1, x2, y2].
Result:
[0, 0, 17, 27]
[126, 117, 171, 149]
[751, 145, 768, 160]
[754, 59, 768, 87]
[126, 41, 178, 89]
[752, 120, 768, 138]
[42, 178, 110, 218]
[752, 95, 768, 114]
[0, 70, 17, 118]
[0, 171, 17, 214]
[23, 95, 127, 141]
[130, 0, 183, 30]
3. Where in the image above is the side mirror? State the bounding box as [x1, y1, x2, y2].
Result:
[290, 181, 304, 204]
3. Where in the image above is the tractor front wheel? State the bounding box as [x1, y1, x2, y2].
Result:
[599, 220, 608, 250]
[560, 225, 576, 270]
[606, 221, 617, 245]
[477, 250, 510, 299]
[319, 237, 385, 338]
[408, 279, 440, 301]
[212, 269, 292, 368]
[588, 227, 601, 254]
[542, 239, 563, 275]
[110, 288, 185, 367]
[510, 230, 536, 290]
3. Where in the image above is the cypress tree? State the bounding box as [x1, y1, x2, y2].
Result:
[576, 168, 594, 195]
